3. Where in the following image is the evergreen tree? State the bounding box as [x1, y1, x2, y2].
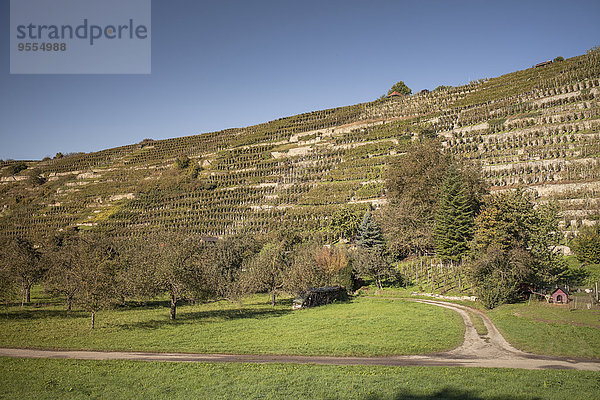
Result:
[356, 211, 384, 248]
[434, 168, 474, 262]
[355, 212, 393, 289]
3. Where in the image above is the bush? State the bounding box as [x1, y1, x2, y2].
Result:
[27, 170, 46, 186]
[186, 163, 201, 179]
[174, 155, 191, 170]
[469, 247, 531, 309]
[553, 56, 564, 62]
[6, 162, 27, 176]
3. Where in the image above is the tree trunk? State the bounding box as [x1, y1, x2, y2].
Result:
[271, 290, 276, 308]
[66, 295, 72, 312]
[91, 311, 95, 329]
[25, 286, 31, 304]
[170, 294, 177, 320]
[21, 282, 25, 307]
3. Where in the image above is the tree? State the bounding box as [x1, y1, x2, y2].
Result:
[470, 246, 533, 309]
[434, 167, 475, 262]
[356, 211, 385, 248]
[285, 242, 324, 295]
[245, 242, 289, 307]
[469, 189, 566, 308]
[0, 261, 18, 313]
[44, 230, 82, 311]
[387, 81, 412, 96]
[130, 231, 203, 320]
[353, 247, 394, 290]
[327, 207, 363, 241]
[472, 189, 539, 253]
[381, 139, 453, 258]
[572, 224, 600, 264]
[553, 56, 564, 62]
[204, 236, 260, 302]
[0, 236, 44, 306]
[58, 233, 121, 328]
[314, 244, 350, 286]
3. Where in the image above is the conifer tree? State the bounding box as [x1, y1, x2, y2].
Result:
[433, 167, 474, 262]
[355, 212, 392, 289]
[356, 211, 384, 248]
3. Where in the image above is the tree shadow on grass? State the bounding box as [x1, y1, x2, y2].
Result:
[362, 387, 541, 400]
[0, 308, 88, 321]
[118, 306, 294, 330]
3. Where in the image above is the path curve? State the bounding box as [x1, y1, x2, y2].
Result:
[1, 300, 599, 371]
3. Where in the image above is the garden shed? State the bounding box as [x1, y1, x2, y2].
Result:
[551, 287, 569, 304]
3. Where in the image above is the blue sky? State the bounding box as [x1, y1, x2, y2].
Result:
[1, 0, 600, 160]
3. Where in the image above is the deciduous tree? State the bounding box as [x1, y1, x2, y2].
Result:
[469, 189, 566, 308]
[0, 236, 44, 306]
[572, 224, 600, 264]
[387, 81, 412, 96]
[131, 231, 203, 320]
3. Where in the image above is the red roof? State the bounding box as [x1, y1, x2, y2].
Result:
[387, 91, 404, 97]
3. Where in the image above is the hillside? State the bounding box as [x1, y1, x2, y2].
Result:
[1, 50, 599, 240]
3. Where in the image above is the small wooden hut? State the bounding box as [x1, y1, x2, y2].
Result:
[551, 287, 569, 304]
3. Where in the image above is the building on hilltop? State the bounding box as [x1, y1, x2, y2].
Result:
[534, 60, 553, 68]
[386, 91, 405, 98]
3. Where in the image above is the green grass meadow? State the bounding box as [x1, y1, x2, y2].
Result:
[487, 301, 600, 359]
[360, 287, 600, 359]
[1, 357, 599, 400]
[0, 294, 463, 356]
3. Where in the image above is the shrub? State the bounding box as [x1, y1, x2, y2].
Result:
[6, 162, 27, 176]
[174, 155, 191, 170]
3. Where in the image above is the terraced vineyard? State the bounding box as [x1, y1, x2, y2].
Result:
[1, 50, 600, 240]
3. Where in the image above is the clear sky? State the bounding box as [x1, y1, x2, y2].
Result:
[1, 0, 599, 160]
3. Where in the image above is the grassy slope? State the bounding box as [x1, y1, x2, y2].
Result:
[1, 358, 599, 400]
[0, 295, 463, 356]
[487, 301, 600, 359]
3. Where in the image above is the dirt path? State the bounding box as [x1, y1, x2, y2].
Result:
[1, 300, 599, 371]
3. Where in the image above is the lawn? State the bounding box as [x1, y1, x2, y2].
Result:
[359, 286, 600, 359]
[1, 357, 599, 400]
[487, 301, 600, 359]
[0, 294, 463, 356]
